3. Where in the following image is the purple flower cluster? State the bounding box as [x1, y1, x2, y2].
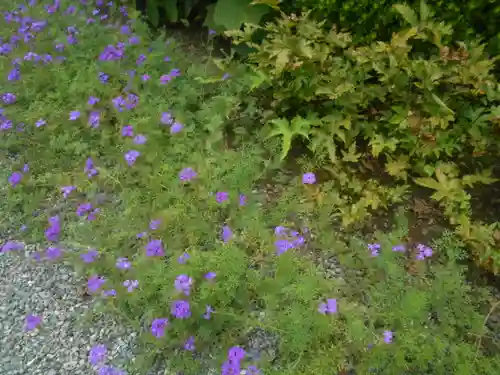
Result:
[221, 347, 259, 375]
[45, 215, 61, 242]
[416, 244, 433, 259]
[88, 344, 126, 374]
[274, 226, 305, 255]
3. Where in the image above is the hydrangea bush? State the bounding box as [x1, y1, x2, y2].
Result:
[1, 1, 500, 375]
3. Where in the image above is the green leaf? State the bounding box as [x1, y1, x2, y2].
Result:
[214, 0, 252, 30]
[393, 4, 419, 26]
[242, 3, 271, 24]
[414, 177, 442, 191]
[162, 0, 178, 23]
[431, 93, 455, 114]
[146, 0, 160, 27]
[419, 0, 431, 21]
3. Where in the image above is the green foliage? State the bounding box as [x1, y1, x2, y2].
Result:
[139, 0, 273, 32]
[2, 1, 500, 375]
[281, 0, 500, 56]
[227, 2, 500, 269]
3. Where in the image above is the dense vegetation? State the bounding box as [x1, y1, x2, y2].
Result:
[1, 0, 500, 374]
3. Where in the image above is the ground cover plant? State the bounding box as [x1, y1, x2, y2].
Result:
[1, 1, 500, 375]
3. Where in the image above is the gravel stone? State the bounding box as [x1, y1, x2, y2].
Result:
[0, 247, 139, 375]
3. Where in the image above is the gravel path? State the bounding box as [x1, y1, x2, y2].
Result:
[0, 244, 139, 375]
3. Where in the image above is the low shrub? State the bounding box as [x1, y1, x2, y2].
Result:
[228, 3, 500, 271]
[1, 1, 500, 375]
[280, 0, 500, 56]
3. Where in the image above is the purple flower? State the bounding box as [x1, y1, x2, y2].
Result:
[164, 56, 171, 62]
[184, 336, 195, 351]
[392, 244, 406, 252]
[77, 202, 92, 216]
[1, 240, 24, 252]
[97, 366, 126, 375]
[88, 344, 107, 365]
[302, 172, 316, 184]
[149, 219, 161, 230]
[171, 300, 191, 319]
[9, 171, 23, 186]
[35, 119, 46, 127]
[25, 314, 42, 331]
[85, 158, 98, 177]
[383, 330, 393, 344]
[103, 289, 116, 297]
[205, 272, 216, 280]
[120, 25, 130, 34]
[174, 274, 193, 296]
[228, 346, 246, 361]
[99, 72, 109, 83]
[142, 74, 150, 81]
[46, 246, 62, 260]
[151, 318, 169, 338]
[203, 305, 214, 320]
[178, 252, 190, 264]
[122, 125, 134, 137]
[416, 244, 433, 260]
[208, 29, 216, 36]
[145, 239, 164, 256]
[222, 73, 231, 81]
[88, 275, 106, 293]
[22, 164, 29, 173]
[221, 225, 233, 243]
[170, 68, 181, 77]
[160, 112, 173, 125]
[179, 167, 197, 182]
[170, 122, 183, 134]
[88, 111, 100, 128]
[275, 239, 294, 255]
[136, 231, 147, 239]
[61, 185, 76, 198]
[88, 96, 100, 105]
[221, 361, 240, 375]
[215, 192, 229, 203]
[45, 215, 61, 242]
[239, 194, 247, 206]
[160, 74, 172, 84]
[80, 249, 98, 263]
[318, 298, 337, 314]
[124, 150, 140, 166]
[87, 208, 100, 221]
[69, 110, 80, 120]
[116, 257, 131, 270]
[247, 366, 261, 375]
[123, 279, 139, 292]
[1, 93, 16, 104]
[368, 243, 381, 257]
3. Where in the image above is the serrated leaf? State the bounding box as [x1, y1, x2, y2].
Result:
[419, 0, 431, 21]
[393, 4, 419, 26]
[414, 177, 441, 191]
[431, 93, 454, 114]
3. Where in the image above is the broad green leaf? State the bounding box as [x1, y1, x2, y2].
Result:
[147, 0, 160, 27]
[214, 0, 252, 30]
[162, 0, 178, 22]
[393, 4, 419, 26]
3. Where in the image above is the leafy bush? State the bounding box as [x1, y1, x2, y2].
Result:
[280, 0, 500, 55]
[228, 3, 500, 270]
[1, 1, 500, 375]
